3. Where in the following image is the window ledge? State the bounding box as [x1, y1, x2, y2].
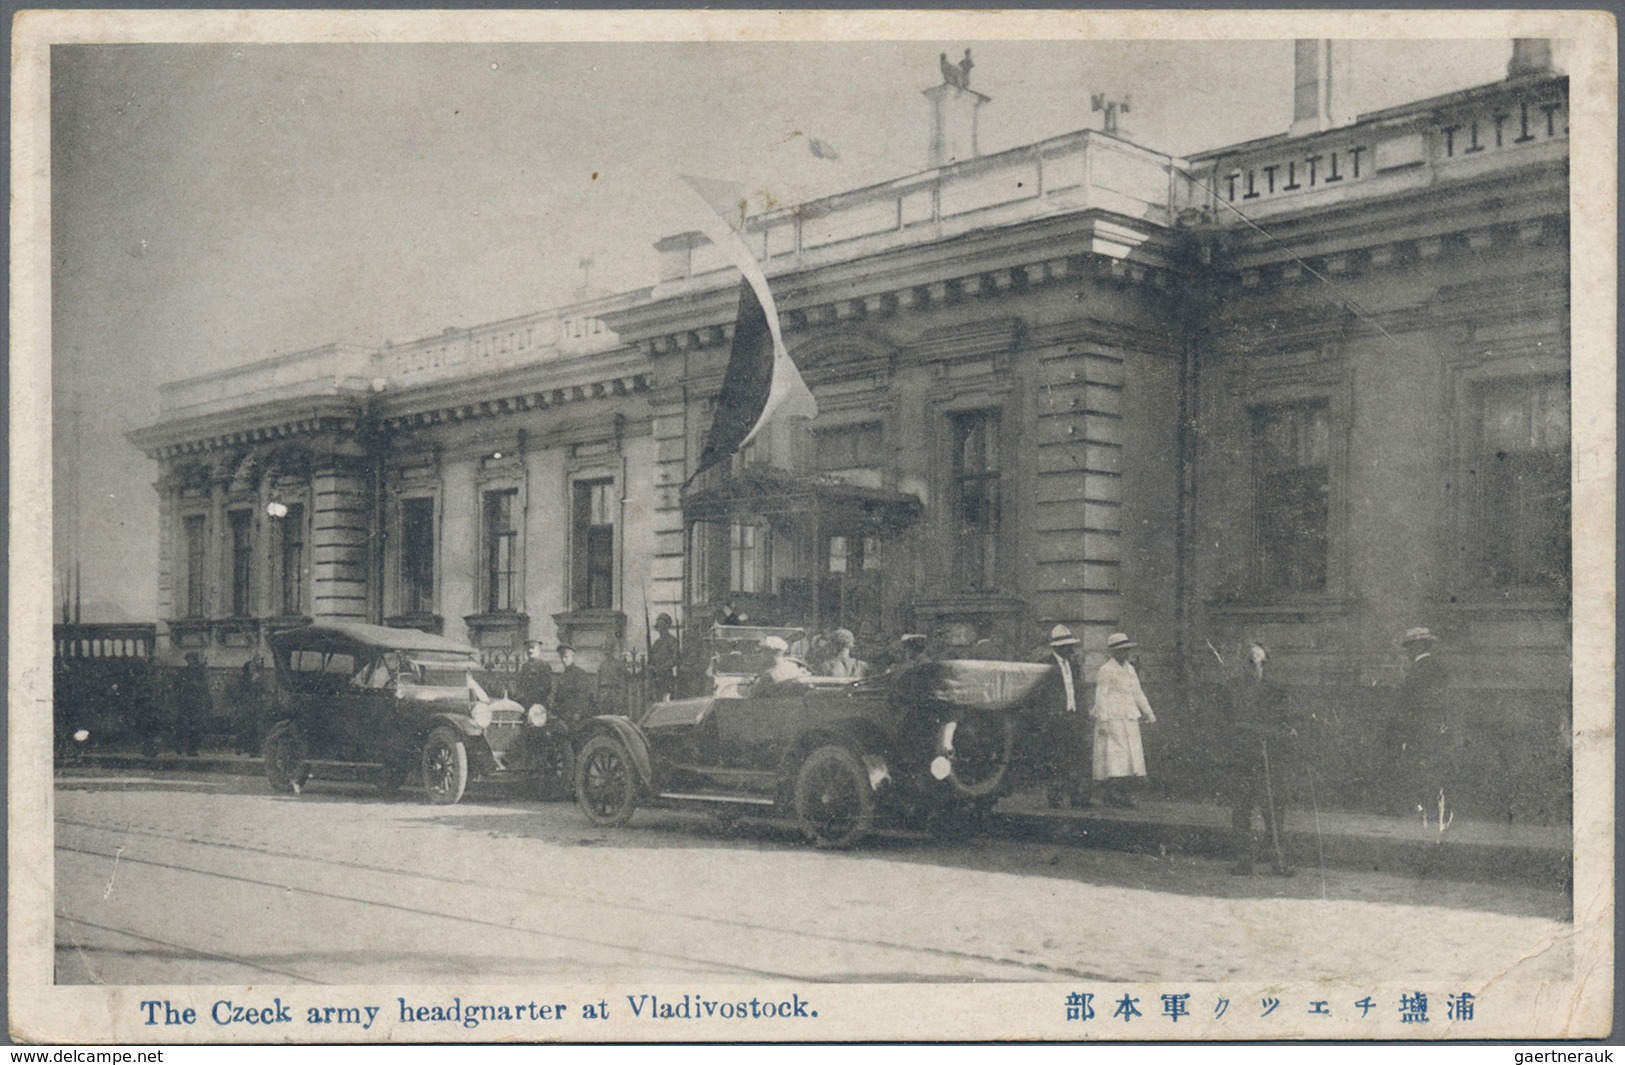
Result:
[1438, 595, 1569, 615]
[1205, 597, 1354, 619]
[384, 612, 442, 635]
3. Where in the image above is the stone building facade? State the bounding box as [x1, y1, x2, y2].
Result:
[129, 45, 1571, 818]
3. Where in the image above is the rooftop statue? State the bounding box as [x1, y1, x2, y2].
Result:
[939, 48, 974, 90]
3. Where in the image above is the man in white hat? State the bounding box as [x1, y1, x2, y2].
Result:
[1091, 632, 1157, 807]
[755, 634, 810, 688]
[1393, 626, 1450, 814]
[1034, 624, 1089, 808]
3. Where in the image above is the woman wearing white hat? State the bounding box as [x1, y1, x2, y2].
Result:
[1091, 632, 1157, 807]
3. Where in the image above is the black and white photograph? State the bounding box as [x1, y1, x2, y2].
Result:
[12, 9, 1615, 1044]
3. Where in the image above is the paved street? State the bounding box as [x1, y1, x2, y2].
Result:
[55, 767, 1572, 986]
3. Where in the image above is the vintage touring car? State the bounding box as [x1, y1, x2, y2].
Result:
[571, 628, 1056, 846]
[262, 622, 572, 804]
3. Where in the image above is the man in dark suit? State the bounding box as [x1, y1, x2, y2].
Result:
[1220, 643, 1294, 876]
[1035, 624, 1089, 808]
[1394, 626, 1450, 816]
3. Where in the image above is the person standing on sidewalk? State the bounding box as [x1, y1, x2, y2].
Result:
[174, 652, 212, 757]
[1221, 643, 1295, 876]
[1090, 632, 1157, 807]
[230, 658, 267, 756]
[1393, 626, 1450, 815]
[1034, 624, 1088, 808]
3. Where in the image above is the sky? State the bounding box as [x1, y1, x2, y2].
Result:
[49, 37, 1522, 621]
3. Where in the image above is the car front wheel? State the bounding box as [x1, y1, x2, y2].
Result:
[420, 726, 469, 805]
[534, 732, 576, 802]
[575, 734, 638, 827]
[794, 745, 874, 849]
[262, 724, 310, 795]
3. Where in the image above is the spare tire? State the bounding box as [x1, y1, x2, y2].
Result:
[941, 713, 1016, 799]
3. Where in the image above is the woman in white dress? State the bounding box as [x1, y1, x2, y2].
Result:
[1091, 632, 1158, 807]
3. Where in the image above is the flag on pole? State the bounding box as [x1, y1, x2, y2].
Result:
[680, 175, 817, 486]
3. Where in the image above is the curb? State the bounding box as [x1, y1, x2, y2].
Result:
[990, 808, 1571, 892]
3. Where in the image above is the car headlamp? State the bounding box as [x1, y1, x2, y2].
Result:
[929, 755, 953, 781]
[470, 702, 494, 729]
[527, 703, 548, 727]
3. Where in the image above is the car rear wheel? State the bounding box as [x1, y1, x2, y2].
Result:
[794, 745, 874, 849]
[942, 713, 1016, 799]
[575, 734, 638, 826]
[421, 726, 469, 805]
[262, 724, 309, 795]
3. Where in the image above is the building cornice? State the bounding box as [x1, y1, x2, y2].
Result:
[127, 394, 369, 459]
[606, 209, 1184, 360]
[374, 346, 653, 433]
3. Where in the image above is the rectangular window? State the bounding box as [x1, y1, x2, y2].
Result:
[280, 503, 306, 617]
[950, 411, 1001, 591]
[229, 509, 253, 617]
[730, 523, 767, 594]
[572, 479, 615, 609]
[1476, 378, 1569, 590]
[826, 534, 881, 574]
[1252, 401, 1331, 594]
[483, 488, 519, 613]
[814, 423, 884, 471]
[183, 514, 207, 617]
[400, 497, 435, 614]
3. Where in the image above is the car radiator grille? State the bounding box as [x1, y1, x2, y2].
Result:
[483, 712, 525, 754]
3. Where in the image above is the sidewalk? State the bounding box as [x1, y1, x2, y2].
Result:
[61, 749, 1572, 890]
[993, 787, 1572, 891]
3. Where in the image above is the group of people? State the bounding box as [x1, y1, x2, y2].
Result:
[1037, 627, 1158, 811]
[511, 641, 599, 725]
[1038, 622, 1451, 877]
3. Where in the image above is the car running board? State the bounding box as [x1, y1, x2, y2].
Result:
[656, 791, 776, 806]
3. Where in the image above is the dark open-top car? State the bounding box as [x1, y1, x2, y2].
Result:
[263, 622, 567, 804]
[571, 635, 1056, 847]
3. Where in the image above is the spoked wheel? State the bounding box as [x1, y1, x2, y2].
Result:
[941, 713, 1016, 799]
[420, 726, 469, 805]
[793, 745, 874, 849]
[575, 734, 638, 826]
[534, 735, 576, 802]
[262, 724, 310, 795]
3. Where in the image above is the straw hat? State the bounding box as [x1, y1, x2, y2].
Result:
[1048, 624, 1081, 648]
[1105, 632, 1137, 650]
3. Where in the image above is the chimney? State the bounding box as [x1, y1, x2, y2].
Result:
[653, 231, 709, 283]
[1507, 38, 1554, 78]
[923, 48, 990, 168]
[1289, 39, 1354, 137]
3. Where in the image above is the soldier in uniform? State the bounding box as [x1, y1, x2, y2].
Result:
[514, 639, 555, 711]
[550, 644, 596, 727]
[647, 614, 681, 701]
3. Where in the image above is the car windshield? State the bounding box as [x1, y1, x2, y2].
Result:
[397, 653, 482, 689]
